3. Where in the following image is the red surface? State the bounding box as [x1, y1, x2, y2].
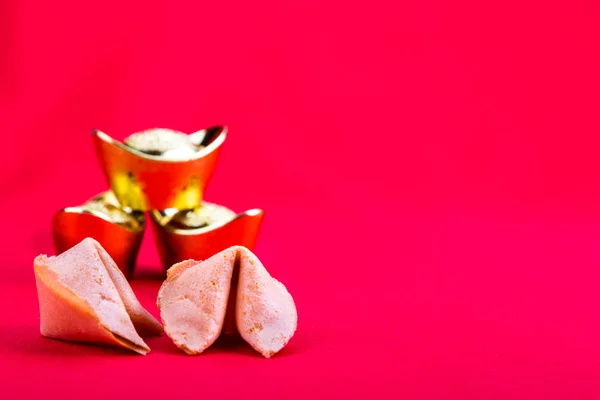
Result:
[1, 1, 599, 398]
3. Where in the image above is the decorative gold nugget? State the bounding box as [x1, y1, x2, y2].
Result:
[124, 128, 202, 159]
[53, 191, 145, 278]
[53, 126, 264, 279]
[150, 206, 264, 270]
[78, 191, 140, 227]
[170, 202, 237, 229]
[92, 126, 227, 211]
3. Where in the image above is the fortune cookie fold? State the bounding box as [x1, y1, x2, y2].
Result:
[157, 246, 297, 358]
[34, 238, 163, 354]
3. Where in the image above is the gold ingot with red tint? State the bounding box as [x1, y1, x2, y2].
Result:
[52, 191, 145, 279]
[150, 203, 264, 270]
[92, 126, 227, 211]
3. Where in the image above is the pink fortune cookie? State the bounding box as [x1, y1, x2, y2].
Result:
[157, 246, 297, 358]
[34, 238, 163, 355]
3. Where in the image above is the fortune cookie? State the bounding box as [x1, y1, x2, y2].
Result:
[157, 246, 297, 358]
[34, 238, 163, 354]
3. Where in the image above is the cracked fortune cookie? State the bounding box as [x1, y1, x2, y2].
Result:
[34, 238, 163, 354]
[157, 246, 297, 358]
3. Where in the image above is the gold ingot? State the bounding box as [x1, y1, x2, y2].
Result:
[52, 191, 145, 278]
[150, 203, 264, 270]
[92, 126, 227, 211]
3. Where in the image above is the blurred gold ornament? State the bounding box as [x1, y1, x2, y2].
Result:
[92, 126, 227, 211]
[52, 191, 145, 278]
[150, 204, 264, 270]
[52, 126, 264, 280]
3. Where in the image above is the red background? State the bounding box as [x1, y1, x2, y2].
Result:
[1, 1, 599, 398]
